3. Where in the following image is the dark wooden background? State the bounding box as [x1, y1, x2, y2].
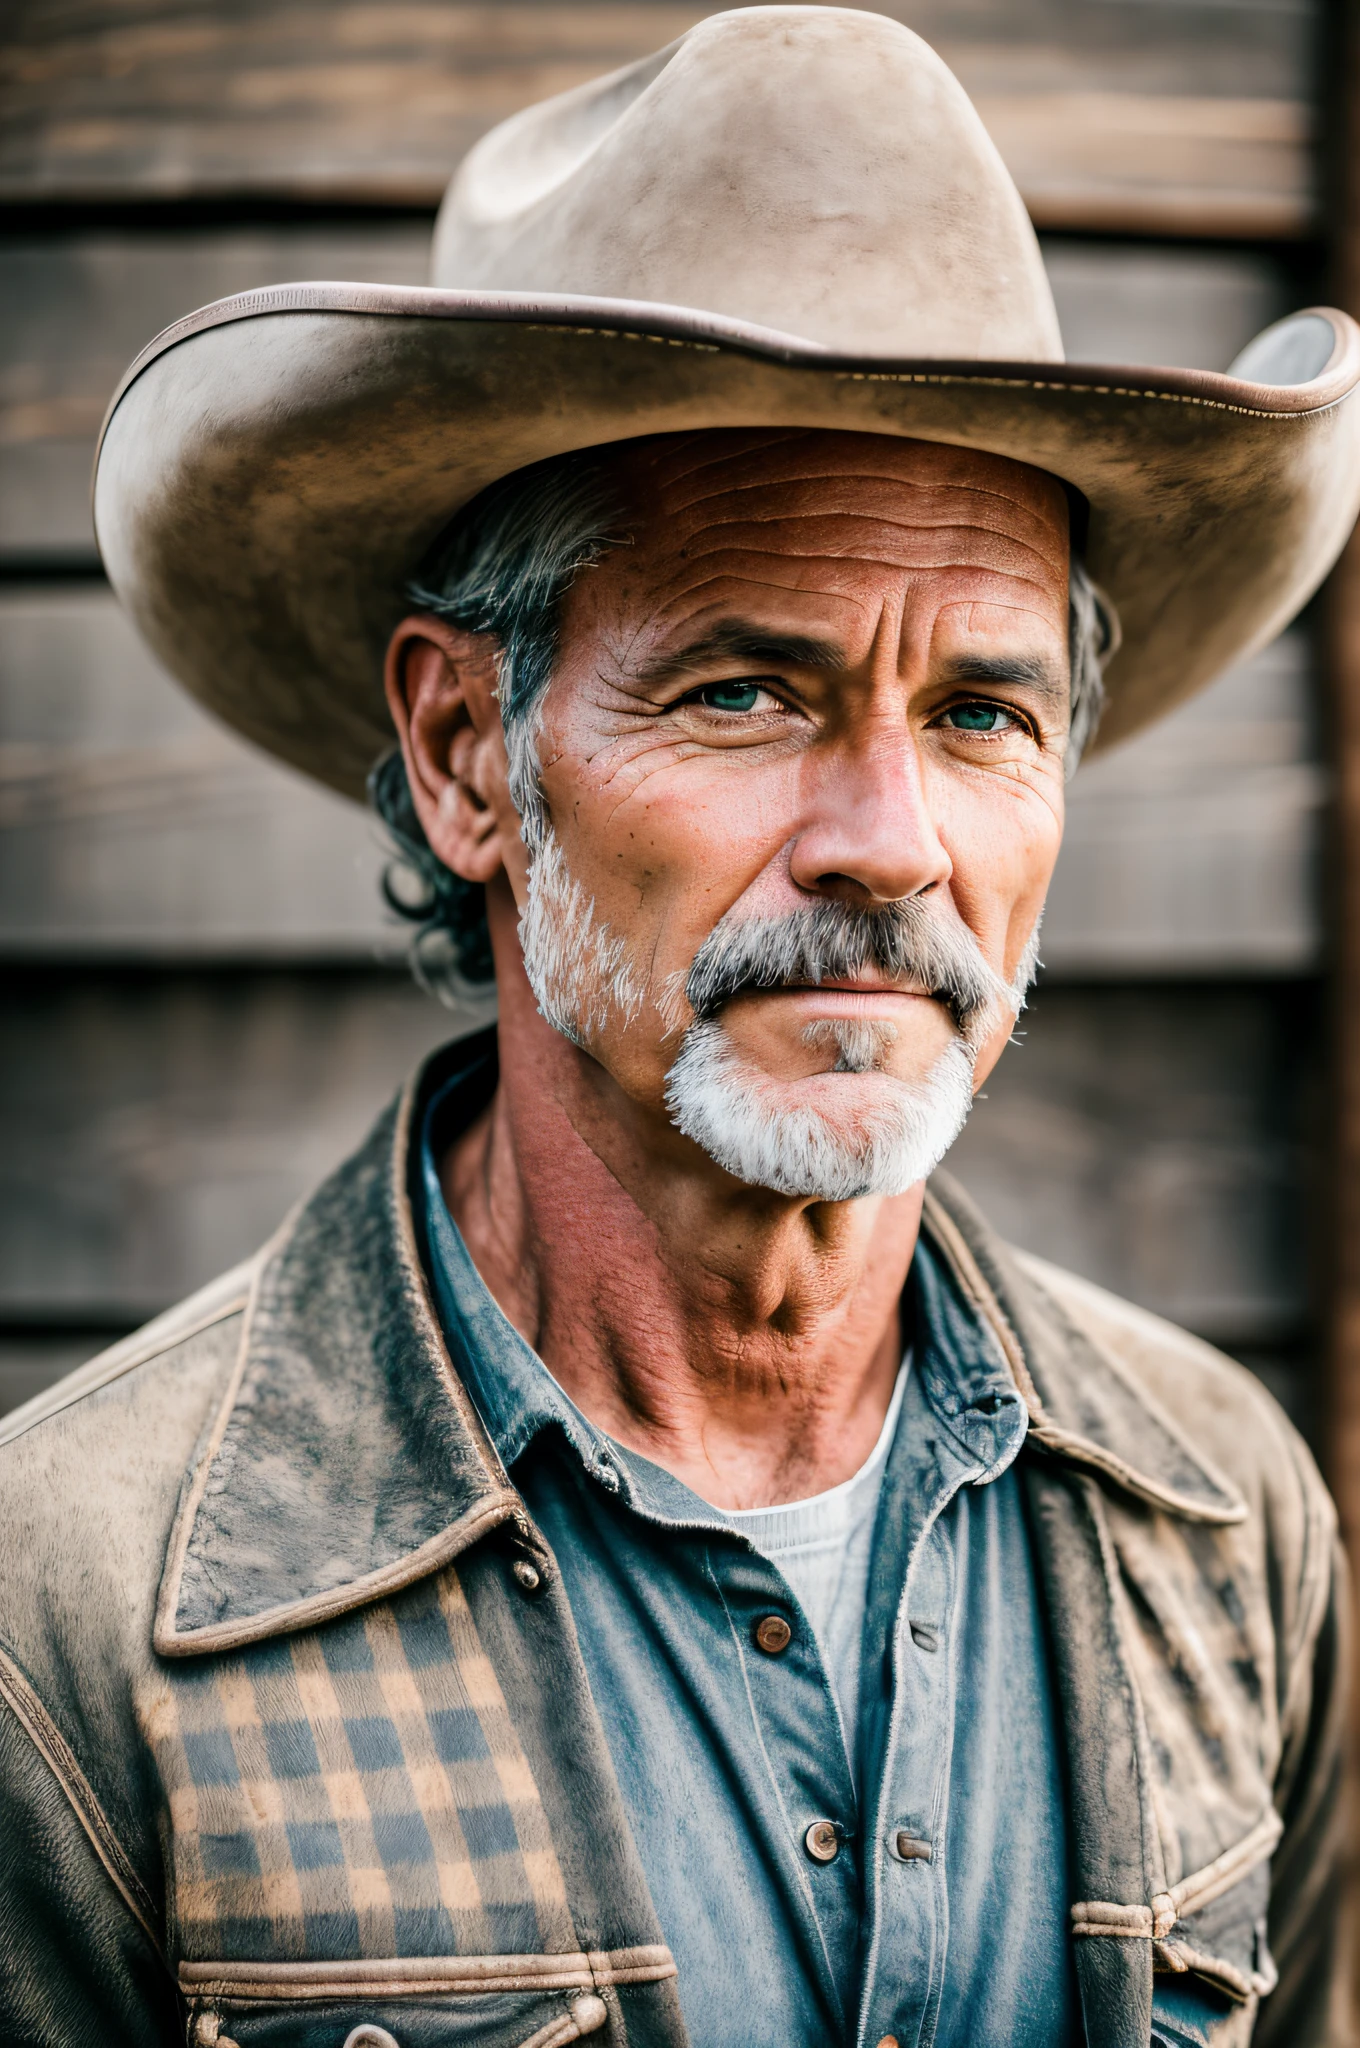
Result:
[0, 0, 1334, 1467]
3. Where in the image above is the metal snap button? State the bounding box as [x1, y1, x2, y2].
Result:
[512, 1558, 543, 1595]
[889, 1830, 933, 1862]
[342, 2029, 401, 2048]
[570, 1992, 610, 2034]
[804, 1818, 842, 1864]
[753, 1613, 792, 1654]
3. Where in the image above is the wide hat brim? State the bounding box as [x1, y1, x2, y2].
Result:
[94, 285, 1360, 801]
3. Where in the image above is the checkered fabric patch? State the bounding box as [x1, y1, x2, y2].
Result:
[142, 1568, 575, 1961]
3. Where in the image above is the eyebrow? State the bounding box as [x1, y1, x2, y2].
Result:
[942, 653, 1069, 704]
[631, 618, 849, 685]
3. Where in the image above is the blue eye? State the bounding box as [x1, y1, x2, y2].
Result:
[699, 682, 762, 712]
[946, 702, 1005, 732]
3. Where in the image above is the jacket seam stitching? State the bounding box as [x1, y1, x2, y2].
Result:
[0, 1288, 252, 1453]
[177, 1944, 678, 1999]
[0, 1641, 165, 1961]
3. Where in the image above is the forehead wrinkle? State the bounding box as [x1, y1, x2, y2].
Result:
[645, 461, 1068, 535]
[634, 427, 815, 492]
[636, 566, 882, 622]
[652, 540, 1066, 610]
[640, 497, 1069, 583]
[661, 513, 1068, 583]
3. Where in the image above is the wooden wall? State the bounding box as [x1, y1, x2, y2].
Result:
[0, 0, 1330, 1434]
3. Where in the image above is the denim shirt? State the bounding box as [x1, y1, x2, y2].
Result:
[418, 1054, 1082, 2047]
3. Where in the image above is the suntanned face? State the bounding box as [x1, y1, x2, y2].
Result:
[393, 426, 1071, 1161]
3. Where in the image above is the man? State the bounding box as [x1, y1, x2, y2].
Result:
[4, 11, 1359, 2047]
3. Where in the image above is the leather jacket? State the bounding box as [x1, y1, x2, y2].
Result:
[0, 1042, 1349, 2047]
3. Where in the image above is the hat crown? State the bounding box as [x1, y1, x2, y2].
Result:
[432, 6, 1064, 363]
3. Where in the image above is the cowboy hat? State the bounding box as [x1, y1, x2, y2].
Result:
[94, 5, 1360, 801]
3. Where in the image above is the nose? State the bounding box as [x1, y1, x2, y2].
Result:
[787, 726, 952, 903]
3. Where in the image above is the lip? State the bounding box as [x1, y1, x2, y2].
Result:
[734, 985, 942, 1013]
[788, 976, 932, 996]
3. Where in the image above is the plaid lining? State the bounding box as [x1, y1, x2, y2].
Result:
[144, 1567, 574, 1961]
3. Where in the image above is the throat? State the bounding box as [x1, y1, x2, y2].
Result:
[437, 1056, 919, 1508]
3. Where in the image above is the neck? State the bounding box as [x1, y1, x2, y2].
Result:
[440, 887, 921, 1510]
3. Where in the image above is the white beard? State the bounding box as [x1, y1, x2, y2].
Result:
[518, 825, 644, 1046]
[518, 825, 1037, 1202]
[663, 1016, 978, 1201]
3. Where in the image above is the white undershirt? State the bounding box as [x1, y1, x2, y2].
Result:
[722, 1360, 909, 1758]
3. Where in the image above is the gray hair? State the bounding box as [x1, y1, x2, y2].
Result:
[370, 447, 1120, 996]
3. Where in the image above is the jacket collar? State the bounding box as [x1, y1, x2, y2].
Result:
[156, 1036, 1243, 1658]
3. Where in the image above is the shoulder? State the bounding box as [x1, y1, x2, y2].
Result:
[1013, 1248, 1336, 1595]
[0, 1256, 252, 1460]
[0, 1255, 256, 1670]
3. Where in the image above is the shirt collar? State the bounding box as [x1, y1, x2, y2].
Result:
[417, 1049, 1030, 1511]
[154, 1031, 1245, 1659]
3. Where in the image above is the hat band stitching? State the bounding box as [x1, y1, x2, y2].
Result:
[521, 324, 1331, 420]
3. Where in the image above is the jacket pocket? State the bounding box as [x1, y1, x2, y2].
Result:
[1152, 1811, 1280, 2005]
[1072, 1809, 1280, 2008]
[181, 1946, 676, 2048]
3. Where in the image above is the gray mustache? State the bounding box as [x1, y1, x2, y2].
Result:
[683, 898, 1012, 1037]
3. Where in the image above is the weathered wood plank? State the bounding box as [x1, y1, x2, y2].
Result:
[0, 969, 470, 1323]
[1042, 240, 1290, 377]
[0, 587, 1320, 969]
[0, 586, 404, 955]
[949, 978, 1320, 1350]
[1317, 9, 1360, 1987]
[1047, 633, 1323, 976]
[0, 224, 430, 555]
[0, 1, 1317, 234]
[0, 228, 1294, 558]
[0, 972, 1315, 1360]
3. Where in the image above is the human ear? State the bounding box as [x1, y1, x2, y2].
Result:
[383, 614, 514, 885]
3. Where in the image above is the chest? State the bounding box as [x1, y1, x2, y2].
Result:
[139, 1554, 681, 2048]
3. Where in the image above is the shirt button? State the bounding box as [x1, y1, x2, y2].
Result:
[343, 2029, 401, 2048]
[804, 1819, 842, 1864]
[753, 1614, 793, 1654]
[511, 1559, 543, 1595]
[889, 1830, 933, 1862]
[876, 2038, 901, 2048]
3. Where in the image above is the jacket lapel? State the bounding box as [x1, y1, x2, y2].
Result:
[155, 1041, 521, 1656]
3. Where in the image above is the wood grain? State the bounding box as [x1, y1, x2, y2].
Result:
[0, 224, 430, 555]
[0, 588, 406, 956]
[1047, 633, 1323, 977]
[949, 978, 1320, 1351]
[1318, 3, 1360, 1989]
[0, 0, 1318, 235]
[0, 968, 468, 1322]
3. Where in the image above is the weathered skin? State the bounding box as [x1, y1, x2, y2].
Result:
[386, 428, 1069, 1510]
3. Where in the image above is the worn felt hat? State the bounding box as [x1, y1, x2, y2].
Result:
[94, 5, 1360, 801]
